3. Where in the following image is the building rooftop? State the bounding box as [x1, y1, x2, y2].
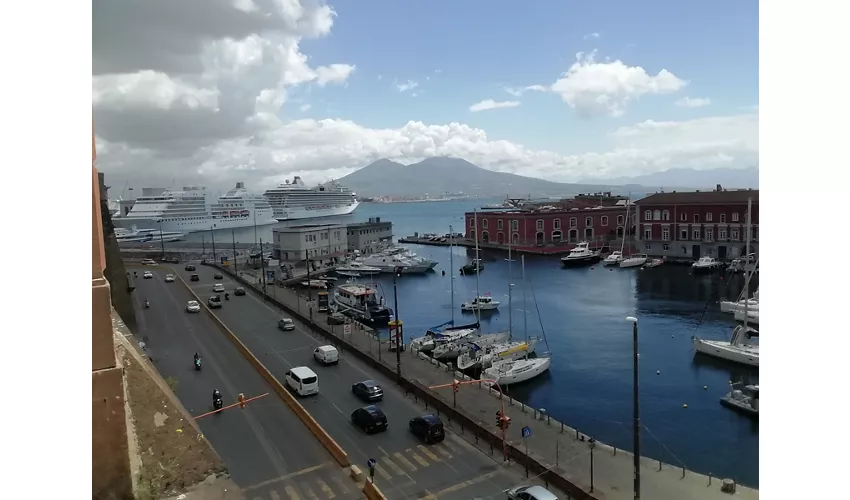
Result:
[273, 223, 345, 232]
[347, 217, 391, 227]
[638, 187, 759, 206]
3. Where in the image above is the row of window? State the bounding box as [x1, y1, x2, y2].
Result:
[644, 209, 748, 223]
[643, 227, 757, 242]
[470, 215, 633, 231]
[304, 231, 342, 243]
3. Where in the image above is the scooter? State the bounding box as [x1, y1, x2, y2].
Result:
[194, 357, 202, 371]
[145, 299, 150, 309]
[213, 397, 223, 410]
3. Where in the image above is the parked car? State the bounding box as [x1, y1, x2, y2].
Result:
[351, 405, 388, 434]
[186, 301, 201, 313]
[208, 295, 222, 309]
[185, 264, 196, 271]
[213, 273, 223, 279]
[278, 318, 295, 331]
[190, 274, 200, 282]
[164, 274, 175, 283]
[352, 380, 383, 402]
[408, 414, 445, 444]
[213, 283, 225, 293]
[505, 485, 560, 500]
[143, 271, 153, 279]
[234, 287, 246, 296]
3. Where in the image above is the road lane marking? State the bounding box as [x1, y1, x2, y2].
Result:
[330, 475, 350, 494]
[282, 486, 300, 500]
[315, 479, 335, 498]
[417, 470, 501, 499]
[434, 445, 453, 460]
[381, 455, 405, 476]
[408, 449, 429, 468]
[393, 451, 417, 472]
[417, 445, 441, 462]
[243, 464, 328, 491]
[300, 481, 320, 500]
[374, 464, 392, 480]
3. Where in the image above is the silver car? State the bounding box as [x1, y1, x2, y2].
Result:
[505, 485, 559, 500]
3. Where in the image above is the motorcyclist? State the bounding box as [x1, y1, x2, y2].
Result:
[212, 389, 222, 405]
[194, 352, 201, 364]
[144, 298, 150, 308]
[224, 292, 230, 300]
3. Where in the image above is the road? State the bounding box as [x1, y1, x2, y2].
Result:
[131, 268, 359, 500]
[169, 263, 558, 500]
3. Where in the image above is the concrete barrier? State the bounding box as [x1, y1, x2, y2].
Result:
[349, 465, 364, 482]
[362, 479, 388, 500]
[171, 268, 350, 468]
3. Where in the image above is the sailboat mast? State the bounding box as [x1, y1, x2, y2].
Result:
[507, 237, 513, 341]
[621, 195, 630, 255]
[474, 209, 481, 323]
[742, 197, 753, 329]
[449, 224, 455, 324]
[522, 255, 528, 359]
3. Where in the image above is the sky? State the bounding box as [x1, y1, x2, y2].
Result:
[92, 0, 758, 195]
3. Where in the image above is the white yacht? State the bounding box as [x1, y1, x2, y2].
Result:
[334, 261, 381, 275]
[115, 182, 276, 234]
[619, 253, 648, 268]
[431, 331, 511, 361]
[603, 250, 624, 266]
[560, 241, 602, 268]
[461, 294, 500, 312]
[382, 246, 438, 270]
[360, 251, 436, 274]
[115, 227, 185, 244]
[693, 325, 759, 367]
[692, 256, 723, 273]
[263, 176, 359, 221]
[485, 356, 552, 386]
[456, 339, 537, 370]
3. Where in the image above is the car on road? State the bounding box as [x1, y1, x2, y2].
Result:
[351, 405, 388, 434]
[190, 274, 200, 282]
[313, 345, 339, 365]
[234, 287, 246, 296]
[278, 318, 295, 331]
[284, 366, 319, 396]
[164, 274, 175, 283]
[186, 300, 201, 313]
[505, 485, 560, 500]
[212, 283, 225, 293]
[213, 272, 223, 279]
[352, 380, 383, 402]
[409, 414, 445, 444]
[141, 259, 158, 266]
[185, 264, 196, 271]
[208, 295, 222, 309]
[143, 271, 153, 279]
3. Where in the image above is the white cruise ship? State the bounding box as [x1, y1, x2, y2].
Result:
[263, 176, 359, 221]
[114, 182, 276, 234]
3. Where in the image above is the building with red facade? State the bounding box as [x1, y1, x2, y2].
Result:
[464, 203, 633, 247]
[634, 186, 759, 261]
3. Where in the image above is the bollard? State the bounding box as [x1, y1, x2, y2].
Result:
[556, 441, 559, 466]
[613, 446, 617, 455]
[575, 428, 579, 440]
[658, 460, 662, 471]
[560, 422, 564, 433]
[682, 467, 685, 479]
[708, 475, 712, 486]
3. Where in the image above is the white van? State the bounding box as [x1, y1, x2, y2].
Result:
[285, 366, 319, 396]
[313, 345, 339, 365]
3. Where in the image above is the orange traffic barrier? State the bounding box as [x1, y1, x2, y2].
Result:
[194, 392, 269, 420]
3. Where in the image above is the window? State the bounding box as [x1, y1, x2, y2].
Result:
[680, 228, 689, 240]
[643, 227, 652, 240]
[511, 220, 519, 231]
[601, 216, 608, 226]
[617, 215, 624, 225]
[720, 213, 726, 223]
[663, 243, 670, 251]
[706, 213, 713, 222]
[719, 229, 727, 240]
[661, 227, 670, 241]
[680, 212, 688, 222]
[497, 219, 503, 230]
[662, 210, 670, 221]
[644, 210, 652, 221]
[731, 229, 740, 240]
[553, 218, 561, 230]
[653, 210, 661, 220]
[469, 218, 475, 228]
[692, 229, 701, 240]
[645, 243, 652, 250]
[552, 230, 563, 242]
[585, 216, 593, 227]
[732, 212, 739, 222]
[705, 228, 714, 241]
[569, 217, 577, 228]
[536, 219, 544, 231]
[482, 219, 489, 229]
[693, 214, 700, 223]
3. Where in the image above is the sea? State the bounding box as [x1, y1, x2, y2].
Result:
[181, 199, 760, 487]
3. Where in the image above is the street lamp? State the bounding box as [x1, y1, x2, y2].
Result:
[626, 316, 641, 500]
[392, 266, 403, 378]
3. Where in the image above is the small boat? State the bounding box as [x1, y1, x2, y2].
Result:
[603, 250, 624, 266]
[692, 256, 723, 273]
[461, 293, 500, 312]
[734, 309, 759, 324]
[619, 253, 648, 269]
[643, 258, 664, 268]
[720, 382, 759, 417]
[560, 241, 602, 268]
[460, 258, 483, 275]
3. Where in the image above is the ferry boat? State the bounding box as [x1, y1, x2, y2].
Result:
[114, 182, 276, 234]
[332, 283, 393, 327]
[263, 176, 360, 221]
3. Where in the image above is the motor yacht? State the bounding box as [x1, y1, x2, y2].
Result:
[692, 256, 723, 273]
[335, 261, 381, 275]
[461, 294, 500, 312]
[560, 242, 601, 268]
[332, 283, 393, 327]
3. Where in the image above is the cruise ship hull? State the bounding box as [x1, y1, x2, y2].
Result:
[273, 201, 360, 221]
[114, 213, 278, 234]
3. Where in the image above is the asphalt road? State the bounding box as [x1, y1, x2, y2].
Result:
[169, 263, 550, 500]
[131, 268, 359, 500]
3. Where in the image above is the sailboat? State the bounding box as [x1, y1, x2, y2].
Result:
[461, 210, 499, 312]
[484, 255, 551, 385]
[693, 198, 759, 368]
[460, 210, 484, 275]
[604, 197, 630, 266]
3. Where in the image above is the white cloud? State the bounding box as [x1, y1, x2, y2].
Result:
[396, 80, 419, 93]
[316, 64, 356, 86]
[299, 103, 311, 112]
[583, 32, 600, 40]
[504, 85, 548, 97]
[675, 96, 712, 108]
[469, 99, 521, 112]
[550, 50, 687, 117]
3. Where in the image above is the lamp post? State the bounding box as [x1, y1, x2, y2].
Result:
[626, 316, 641, 500]
[393, 266, 403, 378]
[210, 226, 217, 263]
[157, 220, 166, 260]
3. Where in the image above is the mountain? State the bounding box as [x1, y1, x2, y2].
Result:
[579, 167, 759, 190]
[338, 157, 656, 198]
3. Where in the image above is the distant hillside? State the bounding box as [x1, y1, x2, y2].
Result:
[338, 157, 656, 198]
[580, 167, 759, 190]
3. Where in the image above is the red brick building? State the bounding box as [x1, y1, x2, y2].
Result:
[635, 186, 759, 261]
[464, 204, 632, 247]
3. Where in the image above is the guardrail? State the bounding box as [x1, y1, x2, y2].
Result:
[205, 262, 596, 500]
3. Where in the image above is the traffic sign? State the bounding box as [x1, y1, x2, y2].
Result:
[367, 458, 377, 469]
[267, 270, 275, 281]
[521, 426, 532, 438]
[343, 324, 352, 335]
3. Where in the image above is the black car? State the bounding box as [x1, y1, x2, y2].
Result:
[352, 380, 384, 402]
[234, 287, 246, 296]
[190, 274, 200, 282]
[185, 264, 196, 271]
[213, 273, 223, 279]
[208, 295, 222, 309]
[409, 414, 445, 444]
[351, 405, 388, 434]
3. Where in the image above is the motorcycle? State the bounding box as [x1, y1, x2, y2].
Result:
[213, 396, 223, 410]
[225, 293, 230, 301]
[144, 299, 150, 309]
[194, 358, 202, 371]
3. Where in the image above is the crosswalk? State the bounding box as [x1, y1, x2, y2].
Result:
[244, 470, 359, 500]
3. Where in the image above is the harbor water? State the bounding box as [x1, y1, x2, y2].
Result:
[176, 199, 760, 487]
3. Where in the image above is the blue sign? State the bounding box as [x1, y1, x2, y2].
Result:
[367, 458, 377, 469]
[267, 270, 275, 281]
[521, 426, 532, 438]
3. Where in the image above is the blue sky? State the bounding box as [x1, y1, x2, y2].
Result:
[298, 0, 759, 156]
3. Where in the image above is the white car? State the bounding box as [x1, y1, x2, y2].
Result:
[143, 271, 153, 279]
[213, 283, 225, 293]
[186, 300, 201, 313]
[164, 274, 175, 283]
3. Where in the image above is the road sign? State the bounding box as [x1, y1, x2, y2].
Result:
[267, 270, 275, 281]
[521, 426, 532, 438]
[343, 324, 352, 335]
[367, 458, 377, 469]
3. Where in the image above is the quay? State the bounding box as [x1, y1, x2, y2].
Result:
[201, 260, 759, 500]
[397, 235, 615, 256]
